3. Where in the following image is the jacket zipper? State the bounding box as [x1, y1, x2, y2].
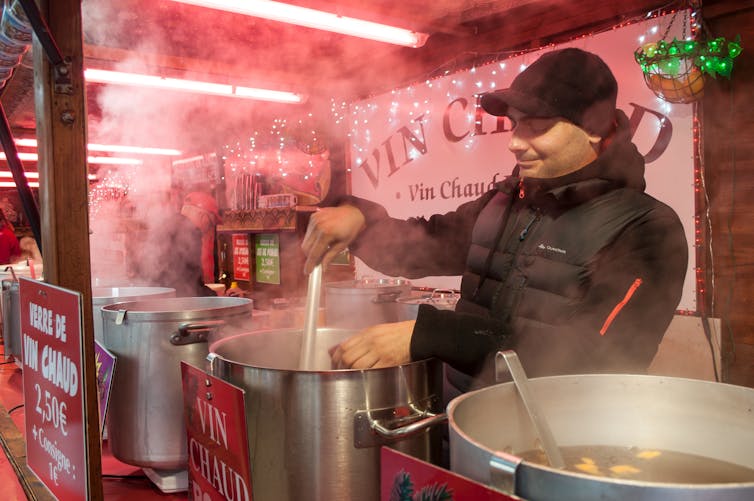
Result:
[472, 188, 518, 300]
[473, 182, 538, 305]
[495, 210, 539, 319]
[599, 278, 643, 335]
[519, 213, 539, 241]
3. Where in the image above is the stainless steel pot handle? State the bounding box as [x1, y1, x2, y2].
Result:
[353, 399, 447, 448]
[368, 411, 448, 439]
[170, 320, 226, 345]
[488, 450, 522, 494]
[206, 352, 219, 373]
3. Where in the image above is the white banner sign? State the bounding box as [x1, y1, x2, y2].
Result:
[349, 14, 696, 312]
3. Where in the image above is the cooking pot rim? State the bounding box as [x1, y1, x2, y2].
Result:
[326, 278, 411, 290]
[101, 296, 254, 321]
[208, 327, 438, 373]
[447, 374, 754, 488]
[93, 286, 176, 303]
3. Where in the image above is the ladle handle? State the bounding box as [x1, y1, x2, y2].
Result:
[496, 350, 565, 469]
[298, 263, 322, 370]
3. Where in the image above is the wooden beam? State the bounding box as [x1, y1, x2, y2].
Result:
[702, 0, 754, 19]
[33, 0, 103, 499]
[343, 0, 672, 98]
[454, 0, 541, 25]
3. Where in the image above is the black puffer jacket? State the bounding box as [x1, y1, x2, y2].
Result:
[346, 110, 688, 390]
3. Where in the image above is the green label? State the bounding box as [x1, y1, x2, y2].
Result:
[255, 234, 280, 284]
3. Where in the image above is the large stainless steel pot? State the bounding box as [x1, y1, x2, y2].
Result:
[92, 286, 176, 343]
[448, 373, 754, 500]
[325, 278, 411, 329]
[101, 296, 254, 470]
[208, 327, 444, 501]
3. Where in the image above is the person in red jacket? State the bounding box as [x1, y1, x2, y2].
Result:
[302, 48, 687, 396]
[0, 208, 21, 264]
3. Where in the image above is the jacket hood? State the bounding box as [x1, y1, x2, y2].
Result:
[497, 109, 646, 206]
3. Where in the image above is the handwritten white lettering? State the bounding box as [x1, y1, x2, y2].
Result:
[40, 346, 79, 397]
[29, 303, 53, 336]
[190, 438, 250, 501]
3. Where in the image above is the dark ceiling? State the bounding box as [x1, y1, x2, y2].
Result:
[1, 0, 689, 153]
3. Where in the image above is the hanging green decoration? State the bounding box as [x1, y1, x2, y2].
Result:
[635, 36, 743, 79]
[633, 7, 743, 104]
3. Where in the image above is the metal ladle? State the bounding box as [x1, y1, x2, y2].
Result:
[496, 350, 565, 469]
[298, 263, 322, 370]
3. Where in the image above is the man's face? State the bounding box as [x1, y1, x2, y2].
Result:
[506, 108, 601, 179]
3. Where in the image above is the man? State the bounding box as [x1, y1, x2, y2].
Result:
[181, 191, 221, 284]
[139, 191, 220, 297]
[302, 48, 688, 393]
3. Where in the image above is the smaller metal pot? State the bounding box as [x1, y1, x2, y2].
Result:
[101, 297, 254, 470]
[325, 277, 411, 329]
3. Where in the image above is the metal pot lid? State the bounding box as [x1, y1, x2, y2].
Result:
[101, 296, 254, 322]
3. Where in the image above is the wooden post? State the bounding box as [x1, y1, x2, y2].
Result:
[32, 0, 102, 499]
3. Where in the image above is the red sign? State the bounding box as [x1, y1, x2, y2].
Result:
[232, 233, 251, 281]
[181, 362, 253, 501]
[20, 278, 89, 500]
[381, 448, 520, 501]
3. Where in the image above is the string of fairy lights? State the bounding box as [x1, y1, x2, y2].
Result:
[221, 112, 337, 191]
[348, 5, 699, 169]
[93, 0, 722, 313]
[218, 1, 698, 182]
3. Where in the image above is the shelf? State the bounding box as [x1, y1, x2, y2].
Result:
[217, 206, 317, 233]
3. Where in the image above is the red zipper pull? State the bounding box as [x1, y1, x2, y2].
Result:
[518, 178, 525, 199]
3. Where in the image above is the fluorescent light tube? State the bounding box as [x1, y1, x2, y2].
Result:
[0, 171, 96, 181]
[0, 181, 39, 188]
[0, 171, 39, 178]
[87, 144, 182, 156]
[169, 0, 428, 47]
[84, 68, 305, 104]
[16, 138, 182, 156]
[0, 152, 143, 165]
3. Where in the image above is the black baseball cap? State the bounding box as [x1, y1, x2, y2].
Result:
[480, 48, 618, 137]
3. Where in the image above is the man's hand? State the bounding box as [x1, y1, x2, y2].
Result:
[329, 320, 416, 369]
[302, 205, 366, 273]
